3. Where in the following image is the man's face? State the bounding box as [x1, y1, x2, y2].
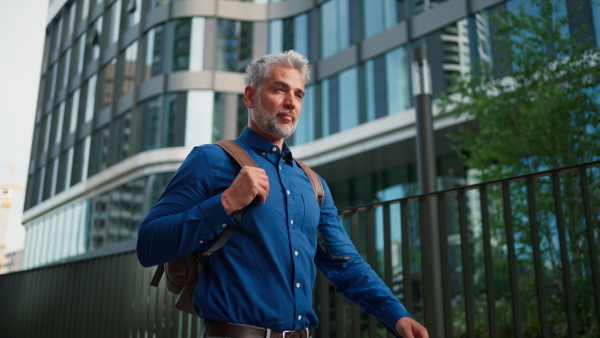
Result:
[245, 66, 305, 143]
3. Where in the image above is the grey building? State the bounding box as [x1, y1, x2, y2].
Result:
[22, 0, 600, 273]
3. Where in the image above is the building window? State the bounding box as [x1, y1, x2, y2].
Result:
[107, 0, 122, 46]
[66, 2, 77, 37]
[86, 16, 103, 65]
[82, 75, 98, 123]
[216, 19, 253, 72]
[170, 19, 191, 71]
[67, 89, 81, 134]
[99, 58, 116, 109]
[124, 0, 142, 29]
[320, 0, 350, 59]
[142, 24, 165, 80]
[120, 41, 138, 96]
[57, 49, 71, 91]
[50, 16, 64, 55]
[74, 33, 87, 76]
[78, 0, 90, 23]
[339, 66, 359, 131]
[268, 13, 309, 57]
[137, 93, 185, 152]
[386, 46, 410, 115]
[88, 126, 110, 177]
[113, 111, 132, 163]
[363, 0, 397, 39]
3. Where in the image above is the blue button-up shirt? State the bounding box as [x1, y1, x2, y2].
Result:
[137, 127, 411, 335]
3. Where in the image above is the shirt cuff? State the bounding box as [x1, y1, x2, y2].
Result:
[199, 193, 236, 227]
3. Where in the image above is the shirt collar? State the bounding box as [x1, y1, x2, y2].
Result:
[237, 127, 295, 164]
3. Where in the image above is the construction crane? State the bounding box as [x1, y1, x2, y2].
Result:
[0, 165, 25, 273]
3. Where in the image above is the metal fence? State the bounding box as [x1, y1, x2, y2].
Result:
[1, 161, 598, 338]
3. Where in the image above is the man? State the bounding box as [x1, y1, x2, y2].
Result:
[137, 51, 428, 338]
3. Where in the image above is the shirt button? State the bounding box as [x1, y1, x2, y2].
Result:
[199, 240, 203, 244]
[222, 224, 227, 228]
[290, 220, 294, 225]
[294, 251, 299, 256]
[262, 152, 266, 156]
[296, 283, 301, 288]
[286, 190, 290, 195]
[279, 166, 282, 170]
[298, 315, 302, 320]
[272, 147, 277, 152]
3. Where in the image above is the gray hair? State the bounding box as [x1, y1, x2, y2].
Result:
[244, 50, 310, 89]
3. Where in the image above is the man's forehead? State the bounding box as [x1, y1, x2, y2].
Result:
[265, 66, 304, 88]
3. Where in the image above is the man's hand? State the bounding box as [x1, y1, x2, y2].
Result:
[395, 317, 428, 338]
[222, 166, 270, 214]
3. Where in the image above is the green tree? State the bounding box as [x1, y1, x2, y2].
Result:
[437, 0, 600, 336]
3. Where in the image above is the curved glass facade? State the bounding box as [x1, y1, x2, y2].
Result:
[25, 0, 600, 271]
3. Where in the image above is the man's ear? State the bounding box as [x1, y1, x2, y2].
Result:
[244, 85, 255, 109]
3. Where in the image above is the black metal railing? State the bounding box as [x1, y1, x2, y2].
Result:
[0, 161, 598, 338]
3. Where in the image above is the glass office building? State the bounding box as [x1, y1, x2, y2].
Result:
[22, 0, 600, 269]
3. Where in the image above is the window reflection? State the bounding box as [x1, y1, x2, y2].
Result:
[143, 25, 165, 80]
[100, 58, 116, 109]
[385, 46, 410, 115]
[268, 13, 309, 57]
[120, 42, 138, 96]
[138, 93, 183, 152]
[363, 0, 397, 39]
[170, 19, 192, 71]
[108, 0, 122, 46]
[320, 0, 350, 59]
[216, 19, 253, 72]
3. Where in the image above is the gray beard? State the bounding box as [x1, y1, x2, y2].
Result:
[251, 101, 298, 140]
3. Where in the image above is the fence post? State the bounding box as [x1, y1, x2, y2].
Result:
[413, 45, 446, 337]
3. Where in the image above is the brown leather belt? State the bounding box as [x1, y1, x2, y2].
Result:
[204, 321, 311, 338]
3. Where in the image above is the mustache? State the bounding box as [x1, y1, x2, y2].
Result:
[276, 110, 297, 120]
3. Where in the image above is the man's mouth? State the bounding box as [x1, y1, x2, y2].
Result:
[276, 112, 295, 123]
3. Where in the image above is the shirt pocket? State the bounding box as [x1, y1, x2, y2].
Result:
[299, 191, 320, 245]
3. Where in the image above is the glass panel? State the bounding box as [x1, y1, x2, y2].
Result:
[170, 19, 191, 72]
[320, 79, 330, 138]
[216, 19, 253, 72]
[109, 0, 122, 46]
[121, 41, 138, 96]
[386, 46, 409, 114]
[100, 58, 117, 109]
[68, 89, 80, 133]
[294, 14, 309, 57]
[364, 60, 376, 122]
[143, 25, 164, 80]
[80, 0, 90, 22]
[269, 20, 283, 53]
[83, 75, 97, 122]
[75, 33, 87, 76]
[320, 0, 337, 59]
[338, 67, 359, 131]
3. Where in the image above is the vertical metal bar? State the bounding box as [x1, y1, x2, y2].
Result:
[458, 190, 475, 337]
[502, 182, 523, 338]
[526, 178, 549, 337]
[480, 187, 498, 338]
[350, 211, 361, 335]
[365, 206, 378, 337]
[401, 201, 413, 314]
[579, 167, 600, 325]
[552, 173, 577, 336]
[384, 203, 393, 288]
[437, 193, 453, 338]
[336, 293, 345, 338]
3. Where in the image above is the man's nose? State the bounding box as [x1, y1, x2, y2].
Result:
[283, 93, 295, 109]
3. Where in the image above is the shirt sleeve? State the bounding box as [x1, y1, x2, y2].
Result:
[314, 177, 411, 337]
[136, 146, 236, 267]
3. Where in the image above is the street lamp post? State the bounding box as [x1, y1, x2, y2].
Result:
[413, 45, 446, 336]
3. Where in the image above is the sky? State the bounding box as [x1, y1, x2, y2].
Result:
[0, 0, 48, 253]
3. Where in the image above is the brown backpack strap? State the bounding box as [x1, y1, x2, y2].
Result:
[150, 264, 165, 287]
[294, 158, 324, 208]
[216, 140, 258, 168]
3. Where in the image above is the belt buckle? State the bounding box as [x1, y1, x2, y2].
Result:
[282, 328, 309, 338]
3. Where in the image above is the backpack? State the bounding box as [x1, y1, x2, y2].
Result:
[149, 140, 348, 315]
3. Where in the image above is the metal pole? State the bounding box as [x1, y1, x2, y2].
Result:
[413, 45, 446, 337]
